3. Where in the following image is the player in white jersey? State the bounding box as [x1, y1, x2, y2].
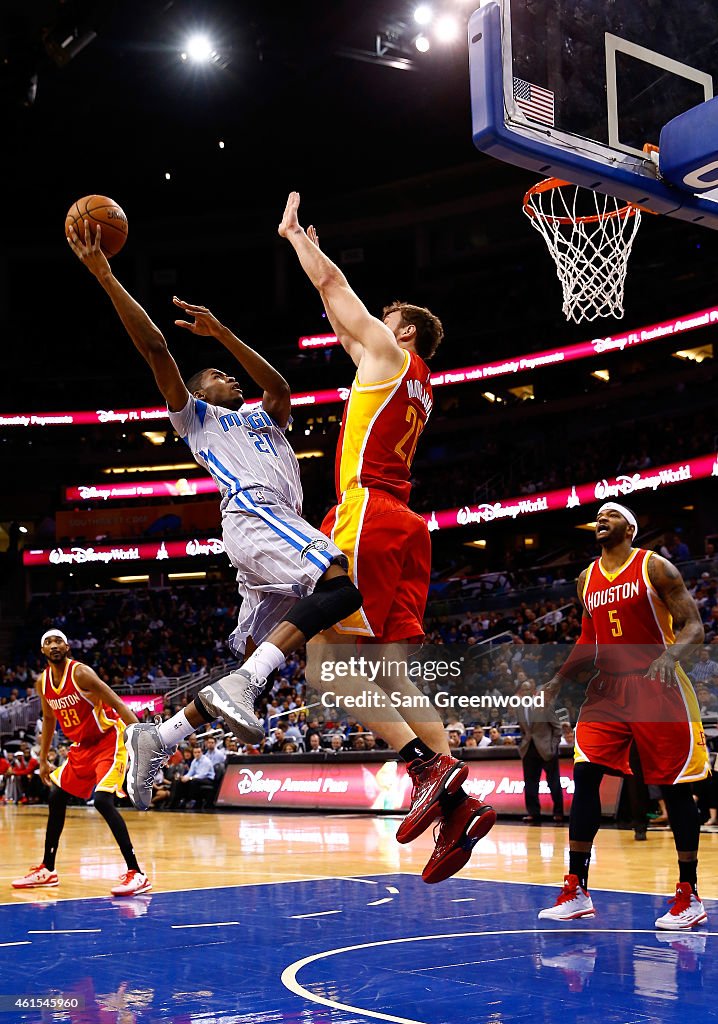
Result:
[68, 222, 366, 808]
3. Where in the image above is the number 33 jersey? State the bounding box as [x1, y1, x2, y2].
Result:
[582, 548, 675, 673]
[42, 659, 120, 745]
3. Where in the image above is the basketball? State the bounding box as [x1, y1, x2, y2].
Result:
[65, 195, 128, 257]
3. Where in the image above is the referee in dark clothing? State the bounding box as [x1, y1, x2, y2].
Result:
[517, 679, 565, 823]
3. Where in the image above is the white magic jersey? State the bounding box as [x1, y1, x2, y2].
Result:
[168, 396, 303, 514]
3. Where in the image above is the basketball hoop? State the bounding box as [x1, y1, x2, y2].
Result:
[523, 178, 642, 324]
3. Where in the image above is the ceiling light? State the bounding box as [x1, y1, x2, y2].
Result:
[591, 369, 610, 381]
[435, 15, 460, 42]
[168, 572, 207, 580]
[102, 463, 196, 475]
[414, 5, 433, 26]
[113, 575, 150, 583]
[142, 431, 167, 446]
[415, 34, 431, 52]
[185, 35, 214, 63]
[576, 521, 598, 532]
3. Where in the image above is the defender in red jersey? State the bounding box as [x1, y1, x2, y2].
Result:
[12, 630, 151, 897]
[539, 503, 709, 931]
[279, 193, 496, 883]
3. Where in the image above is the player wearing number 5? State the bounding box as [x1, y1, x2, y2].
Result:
[12, 630, 151, 896]
[539, 502, 710, 930]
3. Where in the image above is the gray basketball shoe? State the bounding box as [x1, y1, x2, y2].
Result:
[125, 722, 172, 812]
[198, 669, 266, 744]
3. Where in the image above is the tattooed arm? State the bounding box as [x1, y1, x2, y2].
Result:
[646, 553, 704, 684]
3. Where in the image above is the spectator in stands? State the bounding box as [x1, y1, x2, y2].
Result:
[177, 744, 215, 808]
[265, 727, 287, 754]
[307, 733, 323, 753]
[11, 742, 41, 804]
[203, 736, 226, 770]
[690, 648, 718, 685]
[281, 740, 299, 753]
[447, 728, 463, 750]
[351, 735, 367, 751]
[329, 733, 345, 753]
[363, 734, 377, 751]
[488, 727, 505, 746]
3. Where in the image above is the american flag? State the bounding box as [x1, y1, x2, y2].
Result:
[513, 78, 554, 127]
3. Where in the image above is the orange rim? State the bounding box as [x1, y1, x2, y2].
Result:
[523, 177, 640, 225]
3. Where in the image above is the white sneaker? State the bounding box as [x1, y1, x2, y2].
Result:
[12, 864, 59, 889]
[538, 874, 595, 921]
[110, 870, 152, 897]
[654, 883, 708, 930]
[198, 669, 265, 744]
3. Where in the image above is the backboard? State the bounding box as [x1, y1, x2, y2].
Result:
[469, 0, 718, 228]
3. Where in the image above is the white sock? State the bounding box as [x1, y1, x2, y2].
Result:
[157, 709, 195, 748]
[242, 642, 286, 681]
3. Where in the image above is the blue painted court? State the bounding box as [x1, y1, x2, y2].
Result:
[0, 875, 713, 1023]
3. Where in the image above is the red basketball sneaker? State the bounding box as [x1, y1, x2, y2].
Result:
[422, 797, 496, 884]
[395, 754, 469, 844]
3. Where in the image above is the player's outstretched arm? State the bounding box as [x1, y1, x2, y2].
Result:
[73, 664, 140, 729]
[279, 192, 403, 377]
[67, 222, 189, 412]
[306, 226, 363, 367]
[646, 554, 704, 683]
[173, 298, 291, 426]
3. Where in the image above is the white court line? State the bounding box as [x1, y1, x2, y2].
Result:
[28, 929, 101, 934]
[291, 910, 342, 919]
[450, 898, 475, 903]
[0, 872, 399, 907]
[367, 898, 393, 907]
[171, 921, 241, 929]
[387, 886, 400, 895]
[0, 941, 32, 947]
[281, 927, 718, 1024]
[336, 877, 379, 885]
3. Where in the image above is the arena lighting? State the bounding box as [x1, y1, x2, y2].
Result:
[414, 5, 433, 25]
[415, 34, 431, 52]
[101, 464, 196, 475]
[23, 452, 717, 568]
[168, 572, 207, 580]
[591, 369, 610, 381]
[434, 14, 460, 41]
[182, 35, 214, 63]
[142, 431, 167, 446]
[4, 303, 718, 430]
[112, 576, 150, 583]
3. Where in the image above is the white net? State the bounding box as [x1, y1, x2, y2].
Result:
[523, 180, 642, 324]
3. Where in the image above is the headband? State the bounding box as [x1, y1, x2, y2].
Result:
[40, 629, 69, 646]
[597, 502, 638, 541]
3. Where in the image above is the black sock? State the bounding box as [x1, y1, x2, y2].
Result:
[399, 738, 437, 766]
[440, 788, 469, 815]
[94, 792, 141, 873]
[678, 859, 698, 894]
[568, 850, 591, 890]
[43, 785, 70, 872]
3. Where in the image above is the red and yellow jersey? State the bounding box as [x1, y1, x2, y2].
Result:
[582, 548, 674, 672]
[335, 350, 433, 504]
[42, 659, 120, 746]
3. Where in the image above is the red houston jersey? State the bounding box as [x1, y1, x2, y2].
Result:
[335, 350, 433, 504]
[42, 659, 120, 745]
[582, 548, 674, 673]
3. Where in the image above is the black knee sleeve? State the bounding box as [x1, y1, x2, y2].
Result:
[569, 762, 605, 843]
[284, 574, 363, 641]
[661, 783, 700, 852]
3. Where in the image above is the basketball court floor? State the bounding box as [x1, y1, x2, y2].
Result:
[2, 808, 716, 1023]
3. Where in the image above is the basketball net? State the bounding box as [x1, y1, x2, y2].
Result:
[523, 178, 642, 324]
